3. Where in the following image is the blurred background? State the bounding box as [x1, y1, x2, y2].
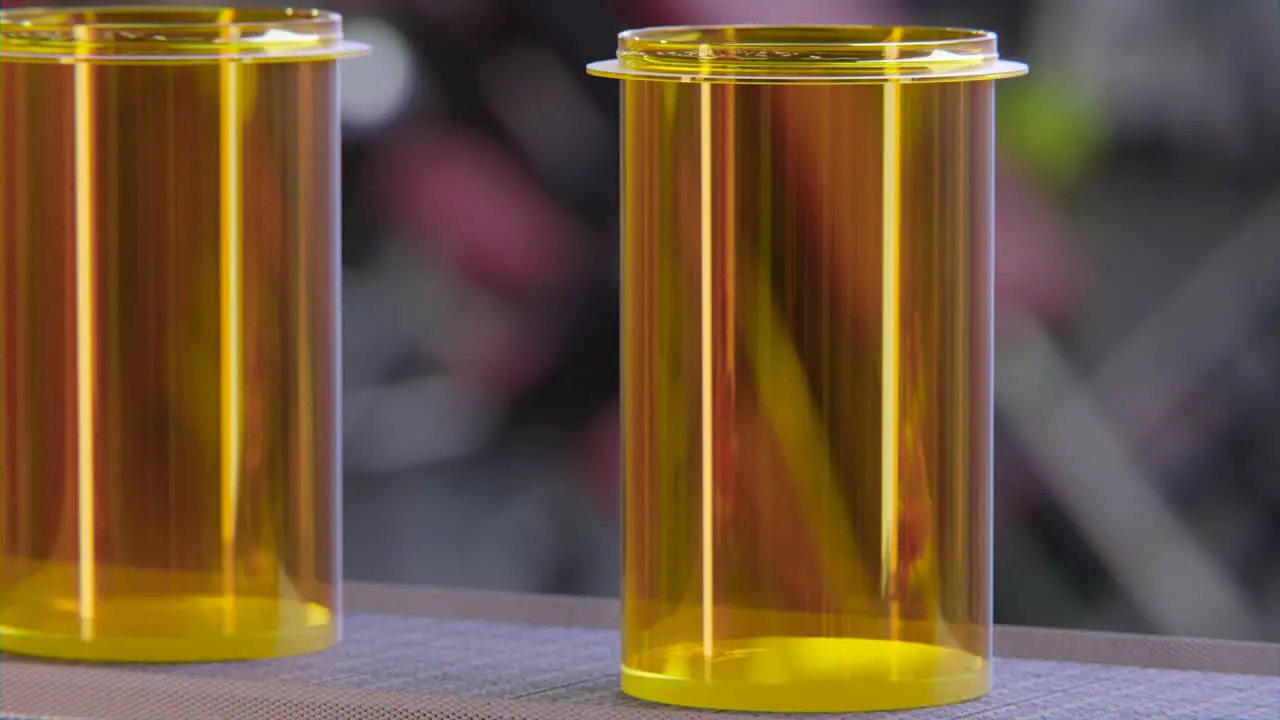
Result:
[27, 0, 1280, 641]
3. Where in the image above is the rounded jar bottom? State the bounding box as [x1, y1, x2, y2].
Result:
[0, 594, 334, 662]
[623, 635, 988, 713]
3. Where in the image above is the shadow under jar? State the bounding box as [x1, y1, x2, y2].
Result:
[0, 6, 367, 662]
[589, 25, 1027, 713]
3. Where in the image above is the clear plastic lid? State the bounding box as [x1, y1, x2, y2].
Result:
[0, 6, 369, 62]
[588, 25, 1027, 83]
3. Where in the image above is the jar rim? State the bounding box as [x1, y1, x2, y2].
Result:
[0, 6, 369, 62]
[588, 25, 1027, 83]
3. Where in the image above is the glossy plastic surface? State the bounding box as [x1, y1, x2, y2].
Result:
[0, 6, 367, 62]
[0, 7, 366, 662]
[588, 25, 1027, 83]
[597, 26, 1025, 713]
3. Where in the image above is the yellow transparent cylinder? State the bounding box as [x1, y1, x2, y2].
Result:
[590, 26, 1027, 712]
[0, 7, 367, 662]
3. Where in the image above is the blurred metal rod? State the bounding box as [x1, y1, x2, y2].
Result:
[997, 314, 1260, 640]
[1089, 190, 1280, 445]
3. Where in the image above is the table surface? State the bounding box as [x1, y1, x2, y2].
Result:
[1, 583, 1277, 719]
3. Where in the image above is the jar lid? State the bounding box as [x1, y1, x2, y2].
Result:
[588, 25, 1027, 83]
[0, 6, 369, 62]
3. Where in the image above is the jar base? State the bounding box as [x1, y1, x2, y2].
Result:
[0, 594, 335, 662]
[622, 635, 988, 713]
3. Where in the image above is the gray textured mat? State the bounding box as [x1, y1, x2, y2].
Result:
[2, 613, 1269, 719]
[166, 615, 619, 697]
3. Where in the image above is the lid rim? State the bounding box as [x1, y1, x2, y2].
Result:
[586, 58, 1029, 84]
[0, 6, 364, 60]
[601, 25, 1024, 82]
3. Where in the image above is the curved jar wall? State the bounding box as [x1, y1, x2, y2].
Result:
[592, 25, 1025, 713]
[0, 7, 365, 662]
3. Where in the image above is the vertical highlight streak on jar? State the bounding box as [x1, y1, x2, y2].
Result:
[879, 27, 904, 633]
[294, 67, 317, 593]
[698, 81, 715, 662]
[218, 17, 245, 636]
[879, 84, 902, 603]
[73, 35, 99, 639]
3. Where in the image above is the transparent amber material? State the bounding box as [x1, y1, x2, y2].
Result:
[589, 26, 1027, 712]
[0, 7, 366, 662]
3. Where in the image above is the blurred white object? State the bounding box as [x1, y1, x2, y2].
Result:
[340, 17, 420, 132]
[345, 376, 500, 474]
[343, 245, 504, 473]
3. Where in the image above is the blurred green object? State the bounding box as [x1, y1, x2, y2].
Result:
[998, 73, 1108, 191]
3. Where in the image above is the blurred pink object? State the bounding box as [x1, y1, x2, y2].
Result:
[377, 127, 583, 303]
[445, 304, 554, 398]
[995, 164, 1086, 329]
[373, 128, 587, 398]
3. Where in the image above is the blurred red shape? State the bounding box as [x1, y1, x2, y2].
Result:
[376, 127, 583, 303]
